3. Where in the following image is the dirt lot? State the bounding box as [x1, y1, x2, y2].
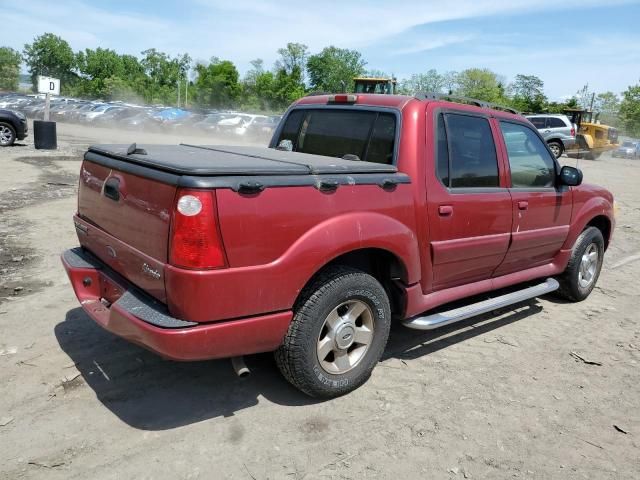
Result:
[1, 122, 639, 479]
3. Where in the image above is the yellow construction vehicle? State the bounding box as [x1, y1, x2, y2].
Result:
[353, 77, 397, 95]
[564, 108, 619, 160]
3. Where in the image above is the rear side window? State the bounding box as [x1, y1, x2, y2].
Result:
[529, 117, 546, 129]
[276, 109, 396, 164]
[547, 117, 566, 128]
[436, 113, 500, 188]
[500, 121, 556, 188]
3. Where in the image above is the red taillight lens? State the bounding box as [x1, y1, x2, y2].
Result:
[571, 128, 576, 137]
[169, 189, 225, 269]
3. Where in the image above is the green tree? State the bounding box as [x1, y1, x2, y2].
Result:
[575, 84, 596, 110]
[306, 46, 366, 93]
[594, 91, 620, 127]
[23, 33, 77, 91]
[75, 48, 127, 98]
[0, 47, 21, 91]
[140, 49, 191, 104]
[509, 74, 547, 112]
[253, 71, 277, 110]
[454, 68, 505, 103]
[194, 57, 241, 108]
[275, 43, 308, 79]
[244, 58, 264, 88]
[272, 66, 305, 108]
[442, 71, 458, 95]
[619, 82, 640, 137]
[401, 69, 445, 94]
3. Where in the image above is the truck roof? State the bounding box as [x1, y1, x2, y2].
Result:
[295, 93, 523, 120]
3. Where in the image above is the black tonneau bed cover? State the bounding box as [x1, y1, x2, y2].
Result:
[87, 144, 398, 176]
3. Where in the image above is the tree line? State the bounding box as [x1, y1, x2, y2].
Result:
[0, 33, 638, 136]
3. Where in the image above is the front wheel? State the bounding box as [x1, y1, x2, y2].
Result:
[556, 226, 604, 302]
[275, 266, 391, 398]
[0, 122, 16, 147]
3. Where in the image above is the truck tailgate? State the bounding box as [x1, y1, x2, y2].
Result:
[77, 160, 176, 302]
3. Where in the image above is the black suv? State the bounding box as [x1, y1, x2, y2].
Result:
[0, 109, 28, 146]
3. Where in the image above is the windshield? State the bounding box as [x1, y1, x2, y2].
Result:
[622, 142, 634, 148]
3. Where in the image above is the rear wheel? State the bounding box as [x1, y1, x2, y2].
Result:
[275, 266, 391, 398]
[556, 226, 604, 302]
[548, 140, 563, 159]
[0, 122, 16, 146]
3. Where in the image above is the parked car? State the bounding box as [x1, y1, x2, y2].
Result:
[245, 115, 281, 142]
[612, 141, 638, 158]
[63, 93, 615, 398]
[525, 114, 576, 158]
[0, 109, 28, 146]
[119, 111, 163, 131]
[215, 114, 265, 136]
[92, 107, 141, 127]
[192, 113, 234, 133]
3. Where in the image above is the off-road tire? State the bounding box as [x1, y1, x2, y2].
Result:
[0, 122, 16, 147]
[548, 140, 563, 159]
[556, 226, 604, 302]
[275, 266, 391, 398]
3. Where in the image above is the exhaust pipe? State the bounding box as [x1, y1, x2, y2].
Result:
[231, 356, 250, 378]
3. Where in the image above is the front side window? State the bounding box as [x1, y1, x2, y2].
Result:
[276, 109, 396, 164]
[500, 121, 556, 188]
[437, 113, 500, 188]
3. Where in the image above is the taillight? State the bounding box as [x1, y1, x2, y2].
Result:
[169, 189, 225, 269]
[570, 128, 576, 137]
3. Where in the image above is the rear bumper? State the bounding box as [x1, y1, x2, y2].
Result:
[561, 137, 576, 148]
[61, 247, 292, 361]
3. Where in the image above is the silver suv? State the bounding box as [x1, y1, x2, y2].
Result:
[525, 114, 576, 158]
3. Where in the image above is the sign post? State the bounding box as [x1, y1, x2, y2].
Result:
[34, 76, 60, 150]
[37, 76, 60, 121]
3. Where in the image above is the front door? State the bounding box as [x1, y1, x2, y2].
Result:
[493, 120, 572, 276]
[427, 111, 513, 290]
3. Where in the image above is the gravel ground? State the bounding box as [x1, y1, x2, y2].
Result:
[0, 122, 639, 479]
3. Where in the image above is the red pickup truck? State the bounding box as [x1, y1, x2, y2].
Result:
[62, 93, 615, 398]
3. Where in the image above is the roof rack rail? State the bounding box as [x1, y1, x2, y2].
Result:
[414, 92, 520, 115]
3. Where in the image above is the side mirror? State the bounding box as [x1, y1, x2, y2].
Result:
[559, 165, 583, 186]
[276, 139, 293, 151]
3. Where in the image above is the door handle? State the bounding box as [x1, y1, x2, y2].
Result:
[518, 201, 529, 210]
[438, 205, 453, 216]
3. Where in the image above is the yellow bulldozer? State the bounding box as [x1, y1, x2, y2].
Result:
[353, 77, 397, 95]
[564, 108, 619, 160]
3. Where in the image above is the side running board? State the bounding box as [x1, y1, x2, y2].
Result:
[402, 278, 559, 331]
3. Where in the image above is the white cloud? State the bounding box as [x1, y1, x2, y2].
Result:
[5, 0, 637, 66]
[392, 35, 475, 55]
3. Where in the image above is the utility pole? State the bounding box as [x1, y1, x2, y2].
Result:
[185, 77, 188, 108]
[177, 79, 181, 108]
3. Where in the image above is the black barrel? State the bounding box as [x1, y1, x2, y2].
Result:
[33, 120, 57, 150]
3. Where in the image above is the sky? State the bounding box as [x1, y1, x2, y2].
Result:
[2, 0, 640, 100]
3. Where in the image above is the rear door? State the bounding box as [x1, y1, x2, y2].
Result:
[528, 117, 549, 139]
[493, 120, 572, 276]
[546, 116, 571, 138]
[427, 111, 512, 290]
